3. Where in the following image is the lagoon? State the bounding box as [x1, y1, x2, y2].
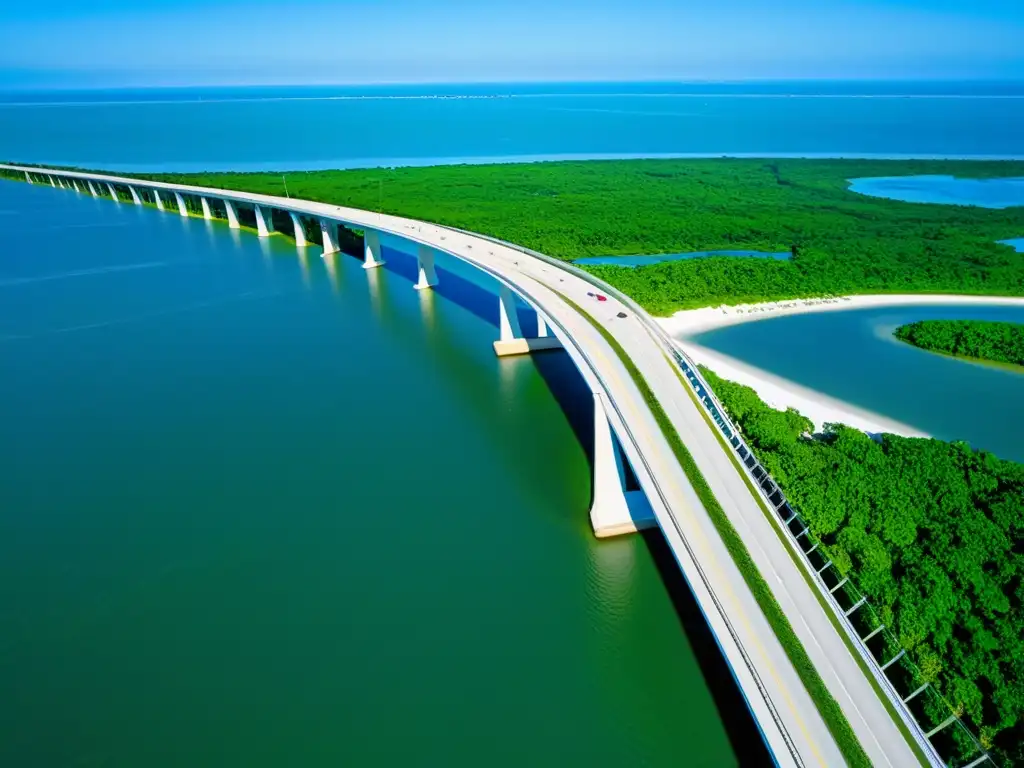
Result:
[0, 180, 751, 766]
[848, 174, 1024, 208]
[574, 249, 789, 267]
[692, 303, 1024, 462]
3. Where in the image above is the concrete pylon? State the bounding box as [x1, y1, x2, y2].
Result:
[87, 180, 99, 197]
[154, 190, 165, 211]
[129, 186, 142, 205]
[414, 244, 438, 290]
[289, 212, 307, 246]
[321, 219, 339, 254]
[363, 230, 385, 269]
[589, 393, 656, 538]
[25, 171, 32, 184]
[493, 285, 562, 357]
[201, 197, 213, 220]
[174, 192, 188, 217]
[224, 199, 240, 228]
[255, 205, 270, 237]
[107, 183, 119, 202]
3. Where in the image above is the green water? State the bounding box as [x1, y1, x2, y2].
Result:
[0, 181, 750, 766]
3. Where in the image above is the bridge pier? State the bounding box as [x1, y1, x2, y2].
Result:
[414, 245, 438, 290]
[255, 205, 270, 237]
[154, 190, 165, 211]
[129, 186, 142, 205]
[87, 180, 99, 197]
[25, 171, 32, 184]
[289, 212, 307, 246]
[590, 393, 657, 538]
[106, 183, 119, 202]
[174, 192, 188, 216]
[201, 197, 213, 220]
[493, 285, 562, 356]
[320, 219, 339, 254]
[224, 199, 240, 229]
[364, 230, 385, 269]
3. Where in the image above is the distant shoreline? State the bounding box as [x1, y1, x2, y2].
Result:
[10, 152, 1024, 175]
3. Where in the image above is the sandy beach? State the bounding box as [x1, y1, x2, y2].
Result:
[658, 293, 1024, 337]
[660, 293, 1024, 438]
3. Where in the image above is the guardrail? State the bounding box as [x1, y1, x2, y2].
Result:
[455, 228, 996, 768]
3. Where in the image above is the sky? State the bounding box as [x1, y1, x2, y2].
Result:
[0, 0, 1022, 89]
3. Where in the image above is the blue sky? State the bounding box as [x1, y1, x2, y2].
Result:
[1, 0, 1022, 88]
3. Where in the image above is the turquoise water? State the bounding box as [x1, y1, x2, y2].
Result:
[0, 180, 754, 766]
[1000, 238, 1024, 251]
[3, 82, 1024, 171]
[691, 304, 1024, 462]
[848, 175, 1024, 208]
[574, 250, 789, 267]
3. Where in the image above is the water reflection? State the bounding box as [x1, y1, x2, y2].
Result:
[322, 252, 341, 294]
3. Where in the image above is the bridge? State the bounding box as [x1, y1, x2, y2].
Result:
[5, 164, 940, 767]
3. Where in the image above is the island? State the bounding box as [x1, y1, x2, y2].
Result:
[894, 319, 1024, 369]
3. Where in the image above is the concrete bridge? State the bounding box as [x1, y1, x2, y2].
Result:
[5, 164, 941, 768]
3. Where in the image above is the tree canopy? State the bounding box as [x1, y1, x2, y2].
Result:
[895, 319, 1024, 368]
[701, 366, 1024, 764]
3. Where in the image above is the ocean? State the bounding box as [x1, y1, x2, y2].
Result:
[2, 81, 1023, 172]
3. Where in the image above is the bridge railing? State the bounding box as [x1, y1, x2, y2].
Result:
[454, 228, 996, 768]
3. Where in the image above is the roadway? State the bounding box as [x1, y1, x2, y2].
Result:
[5, 164, 929, 767]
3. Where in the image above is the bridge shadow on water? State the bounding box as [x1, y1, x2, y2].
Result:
[366, 243, 769, 762]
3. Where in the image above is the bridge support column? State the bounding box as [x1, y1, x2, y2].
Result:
[72, 180, 81, 193]
[129, 186, 142, 205]
[590, 393, 656, 538]
[25, 171, 32, 184]
[289, 212, 307, 246]
[224, 199, 240, 229]
[87, 180, 99, 197]
[174, 192, 188, 217]
[255, 205, 270, 237]
[48, 175, 56, 187]
[154, 190, 165, 211]
[320, 220, 339, 254]
[493, 286, 562, 357]
[414, 245, 438, 290]
[364, 230, 385, 269]
[201, 197, 213, 220]
[106, 183, 119, 202]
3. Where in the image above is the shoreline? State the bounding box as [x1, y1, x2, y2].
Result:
[680, 341, 929, 439]
[657, 293, 1024, 337]
[662, 293, 1024, 441]
[14, 152, 1024, 175]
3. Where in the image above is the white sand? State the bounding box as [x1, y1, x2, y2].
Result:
[658, 293, 1024, 337]
[659, 293, 1024, 439]
[679, 341, 928, 438]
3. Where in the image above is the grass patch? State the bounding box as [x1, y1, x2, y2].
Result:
[557, 292, 874, 768]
